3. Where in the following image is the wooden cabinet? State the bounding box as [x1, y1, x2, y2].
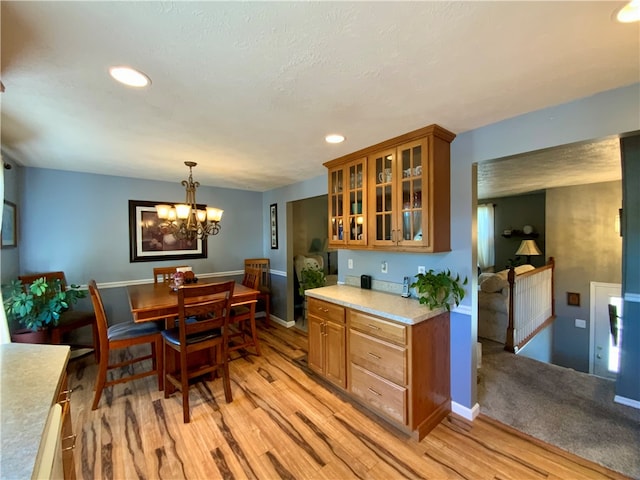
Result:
[348, 308, 450, 440]
[57, 370, 76, 479]
[324, 124, 455, 252]
[307, 292, 451, 440]
[328, 157, 367, 248]
[307, 297, 346, 388]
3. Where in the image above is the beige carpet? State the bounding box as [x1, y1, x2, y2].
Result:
[478, 338, 640, 479]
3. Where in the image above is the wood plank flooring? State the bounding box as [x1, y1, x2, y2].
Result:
[67, 322, 631, 479]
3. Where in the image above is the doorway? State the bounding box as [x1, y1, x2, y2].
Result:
[590, 282, 623, 380]
[288, 194, 337, 331]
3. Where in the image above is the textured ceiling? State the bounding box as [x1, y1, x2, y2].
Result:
[477, 136, 623, 199]
[1, 1, 638, 194]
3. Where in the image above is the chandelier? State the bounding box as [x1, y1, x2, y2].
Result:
[155, 161, 223, 241]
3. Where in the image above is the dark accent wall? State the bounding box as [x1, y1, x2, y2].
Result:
[618, 134, 640, 403]
[480, 192, 546, 271]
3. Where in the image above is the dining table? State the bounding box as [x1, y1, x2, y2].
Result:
[127, 278, 262, 359]
[127, 278, 260, 323]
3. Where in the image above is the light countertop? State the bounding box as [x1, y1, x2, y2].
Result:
[305, 284, 445, 325]
[0, 342, 70, 479]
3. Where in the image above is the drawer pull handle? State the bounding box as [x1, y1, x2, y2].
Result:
[368, 387, 382, 396]
[367, 352, 381, 360]
[59, 388, 73, 404]
[367, 324, 380, 330]
[62, 434, 77, 451]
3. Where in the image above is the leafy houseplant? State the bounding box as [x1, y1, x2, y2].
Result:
[298, 265, 326, 296]
[2, 277, 87, 332]
[411, 269, 468, 311]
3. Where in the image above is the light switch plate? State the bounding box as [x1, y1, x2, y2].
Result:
[348, 259, 353, 269]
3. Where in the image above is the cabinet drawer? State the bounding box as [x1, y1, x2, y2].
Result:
[349, 310, 406, 345]
[350, 329, 406, 385]
[350, 363, 406, 425]
[307, 297, 345, 324]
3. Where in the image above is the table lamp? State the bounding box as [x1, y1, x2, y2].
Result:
[515, 239, 542, 264]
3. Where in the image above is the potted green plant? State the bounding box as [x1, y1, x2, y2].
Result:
[411, 269, 468, 311]
[2, 277, 87, 343]
[298, 265, 326, 322]
[298, 264, 326, 296]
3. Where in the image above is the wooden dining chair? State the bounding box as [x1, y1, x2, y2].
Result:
[19, 271, 99, 362]
[162, 281, 235, 423]
[228, 267, 261, 357]
[88, 280, 164, 410]
[244, 258, 271, 326]
[153, 266, 189, 284]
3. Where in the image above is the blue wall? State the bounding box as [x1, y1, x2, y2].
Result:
[18, 168, 263, 283]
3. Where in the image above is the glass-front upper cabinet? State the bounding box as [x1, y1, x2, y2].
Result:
[369, 149, 396, 246]
[325, 124, 455, 252]
[398, 139, 427, 247]
[369, 139, 432, 248]
[328, 157, 367, 247]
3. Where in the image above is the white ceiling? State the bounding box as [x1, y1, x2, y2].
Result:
[1, 1, 638, 195]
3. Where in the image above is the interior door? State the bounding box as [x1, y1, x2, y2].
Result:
[590, 282, 623, 379]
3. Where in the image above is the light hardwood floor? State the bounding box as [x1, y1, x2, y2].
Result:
[67, 322, 630, 479]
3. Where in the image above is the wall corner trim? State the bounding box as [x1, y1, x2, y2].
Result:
[451, 401, 480, 421]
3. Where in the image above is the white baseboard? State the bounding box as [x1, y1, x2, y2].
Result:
[614, 395, 640, 410]
[266, 313, 294, 328]
[451, 401, 480, 421]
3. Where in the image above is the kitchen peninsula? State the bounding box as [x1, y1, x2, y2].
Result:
[0, 343, 73, 479]
[305, 285, 450, 440]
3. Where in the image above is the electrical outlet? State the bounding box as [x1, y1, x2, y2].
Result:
[348, 258, 353, 269]
[418, 266, 426, 274]
[381, 261, 388, 273]
[575, 319, 586, 329]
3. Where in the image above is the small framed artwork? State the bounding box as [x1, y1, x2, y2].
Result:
[270, 203, 278, 249]
[1, 200, 17, 248]
[128, 200, 208, 262]
[567, 292, 580, 307]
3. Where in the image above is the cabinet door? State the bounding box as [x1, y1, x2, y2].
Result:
[369, 148, 397, 246]
[396, 139, 429, 247]
[345, 158, 367, 246]
[328, 167, 345, 247]
[325, 320, 346, 388]
[57, 371, 76, 480]
[307, 315, 325, 376]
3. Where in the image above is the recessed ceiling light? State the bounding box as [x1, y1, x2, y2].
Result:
[325, 134, 345, 144]
[616, 0, 640, 22]
[109, 66, 151, 87]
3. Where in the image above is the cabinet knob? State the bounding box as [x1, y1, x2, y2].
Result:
[367, 324, 380, 330]
[367, 352, 381, 360]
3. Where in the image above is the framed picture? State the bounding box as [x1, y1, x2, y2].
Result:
[1, 200, 17, 248]
[567, 292, 580, 307]
[128, 200, 207, 263]
[270, 203, 278, 249]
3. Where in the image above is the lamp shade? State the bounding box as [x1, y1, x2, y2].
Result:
[515, 239, 542, 256]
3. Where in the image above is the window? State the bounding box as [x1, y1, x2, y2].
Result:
[478, 203, 495, 271]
